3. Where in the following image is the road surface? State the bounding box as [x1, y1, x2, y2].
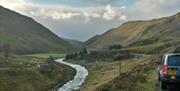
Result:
[55, 58, 88, 91]
[159, 86, 180, 91]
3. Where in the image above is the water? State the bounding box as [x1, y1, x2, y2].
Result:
[55, 59, 88, 91]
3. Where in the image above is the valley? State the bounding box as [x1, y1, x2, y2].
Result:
[0, 53, 76, 91]
[0, 6, 78, 91]
[0, 3, 179, 91]
[65, 12, 180, 91]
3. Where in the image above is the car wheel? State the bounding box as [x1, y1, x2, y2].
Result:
[160, 81, 167, 90]
[158, 76, 161, 81]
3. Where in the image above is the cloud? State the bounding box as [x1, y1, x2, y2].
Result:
[31, 5, 126, 21]
[119, 15, 127, 21]
[0, 0, 28, 11]
[0, 0, 179, 41]
[126, 0, 180, 20]
[102, 5, 126, 21]
[103, 5, 117, 20]
[1, 0, 128, 21]
[0, 0, 126, 21]
[83, 0, 127, 5]
[135, 0, 179, 13]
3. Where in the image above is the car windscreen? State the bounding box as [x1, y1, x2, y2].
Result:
[167, 55, 180, 66]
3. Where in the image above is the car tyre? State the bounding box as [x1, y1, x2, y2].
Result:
[158, 75, 161, 81]
[160, 81, 167, 90]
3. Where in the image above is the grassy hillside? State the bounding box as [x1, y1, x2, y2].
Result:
[83, 35, 101, 49]
[78, 56, 152, 91]
[84, 12, 180, 49]
[65, 39, 83, 48]
[0, 6, 76, 54]
[66, 11, 180, 90]
[0, 53, 76, 91]
[97, 56, 160, 91]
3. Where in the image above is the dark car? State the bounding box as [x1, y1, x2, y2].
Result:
[158, 54, 180, 90]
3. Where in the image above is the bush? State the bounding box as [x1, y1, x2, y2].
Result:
[174, 47, 180, 53]
[65, 48, 88, 60]
[109, 44, 122, 50]
[99, 56, 161, 91]
[114, 53, 134, 61]
[101, 85, 112, 91]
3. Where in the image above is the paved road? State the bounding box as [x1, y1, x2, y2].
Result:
[55, 58, 88, 91]
[159, 86, 180, 91]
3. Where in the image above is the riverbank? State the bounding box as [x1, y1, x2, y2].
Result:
[0, 54, 76, 91]
[65, 55, 153, 91]
[56, 59, 88, 91]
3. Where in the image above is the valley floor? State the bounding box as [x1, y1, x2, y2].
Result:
[0, 53, 76, 91]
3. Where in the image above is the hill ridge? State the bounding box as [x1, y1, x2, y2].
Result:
[0, 6, 76, 54]
[83, 12, 180, 49]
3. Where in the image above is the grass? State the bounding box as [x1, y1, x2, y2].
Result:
[25, 53, 66, 59]
[122, 43, 168, 54]
[174, 46, 180, 53]
[136, 69, 159, 91]
[96, 55, 161, 91]
[77, 56, 151, 91]
[0, 53, 76, 91]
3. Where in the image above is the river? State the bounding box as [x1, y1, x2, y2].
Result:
[55, 58, 88, 91]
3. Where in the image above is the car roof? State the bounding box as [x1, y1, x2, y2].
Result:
[165, 53, 180, 56]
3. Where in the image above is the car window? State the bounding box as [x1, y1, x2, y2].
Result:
[167, 55, 180, 66]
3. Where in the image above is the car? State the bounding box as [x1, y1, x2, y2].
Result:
[158, 54, 180, 90]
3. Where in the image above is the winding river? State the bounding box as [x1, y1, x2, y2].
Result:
[55, 58, 88, 91]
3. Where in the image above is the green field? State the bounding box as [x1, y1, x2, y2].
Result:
[25, 53, 66, 59]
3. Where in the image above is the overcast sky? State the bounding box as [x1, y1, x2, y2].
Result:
[0, 0, 179, 41]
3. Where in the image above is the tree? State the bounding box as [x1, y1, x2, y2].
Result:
[0, 44, 3, 52]
[47, 56, 54, 62]
[79, 48, 88, 57]
[82, 48, 88, 54]
[65, 54, 73, 59]
[47, 56, 55, 70]
[2, 44, 10, 61]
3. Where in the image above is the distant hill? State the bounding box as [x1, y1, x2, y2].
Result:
[0, 6, 76, 54]
[83, 35, 101, 49]
[65, 39, 83, 48]
[84, 12, 180, 49]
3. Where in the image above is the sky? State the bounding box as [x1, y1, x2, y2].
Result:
[0, 0, 179, 41]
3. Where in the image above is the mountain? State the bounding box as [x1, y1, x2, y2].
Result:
[83, 35, 101, 49]
[0, 6, 76, 54]
[83, 12, 180, 49]
[65, 39, 83, 48]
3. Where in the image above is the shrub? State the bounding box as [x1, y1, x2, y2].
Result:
[109, 44, 122, 50]
[174, 47, 180, 53]
[100, 84, 112, 91]
[114, 53, 134, 61]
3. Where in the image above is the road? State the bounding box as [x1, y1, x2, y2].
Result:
[159, 86, 180, 91]
[55, 58, 88, 91]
